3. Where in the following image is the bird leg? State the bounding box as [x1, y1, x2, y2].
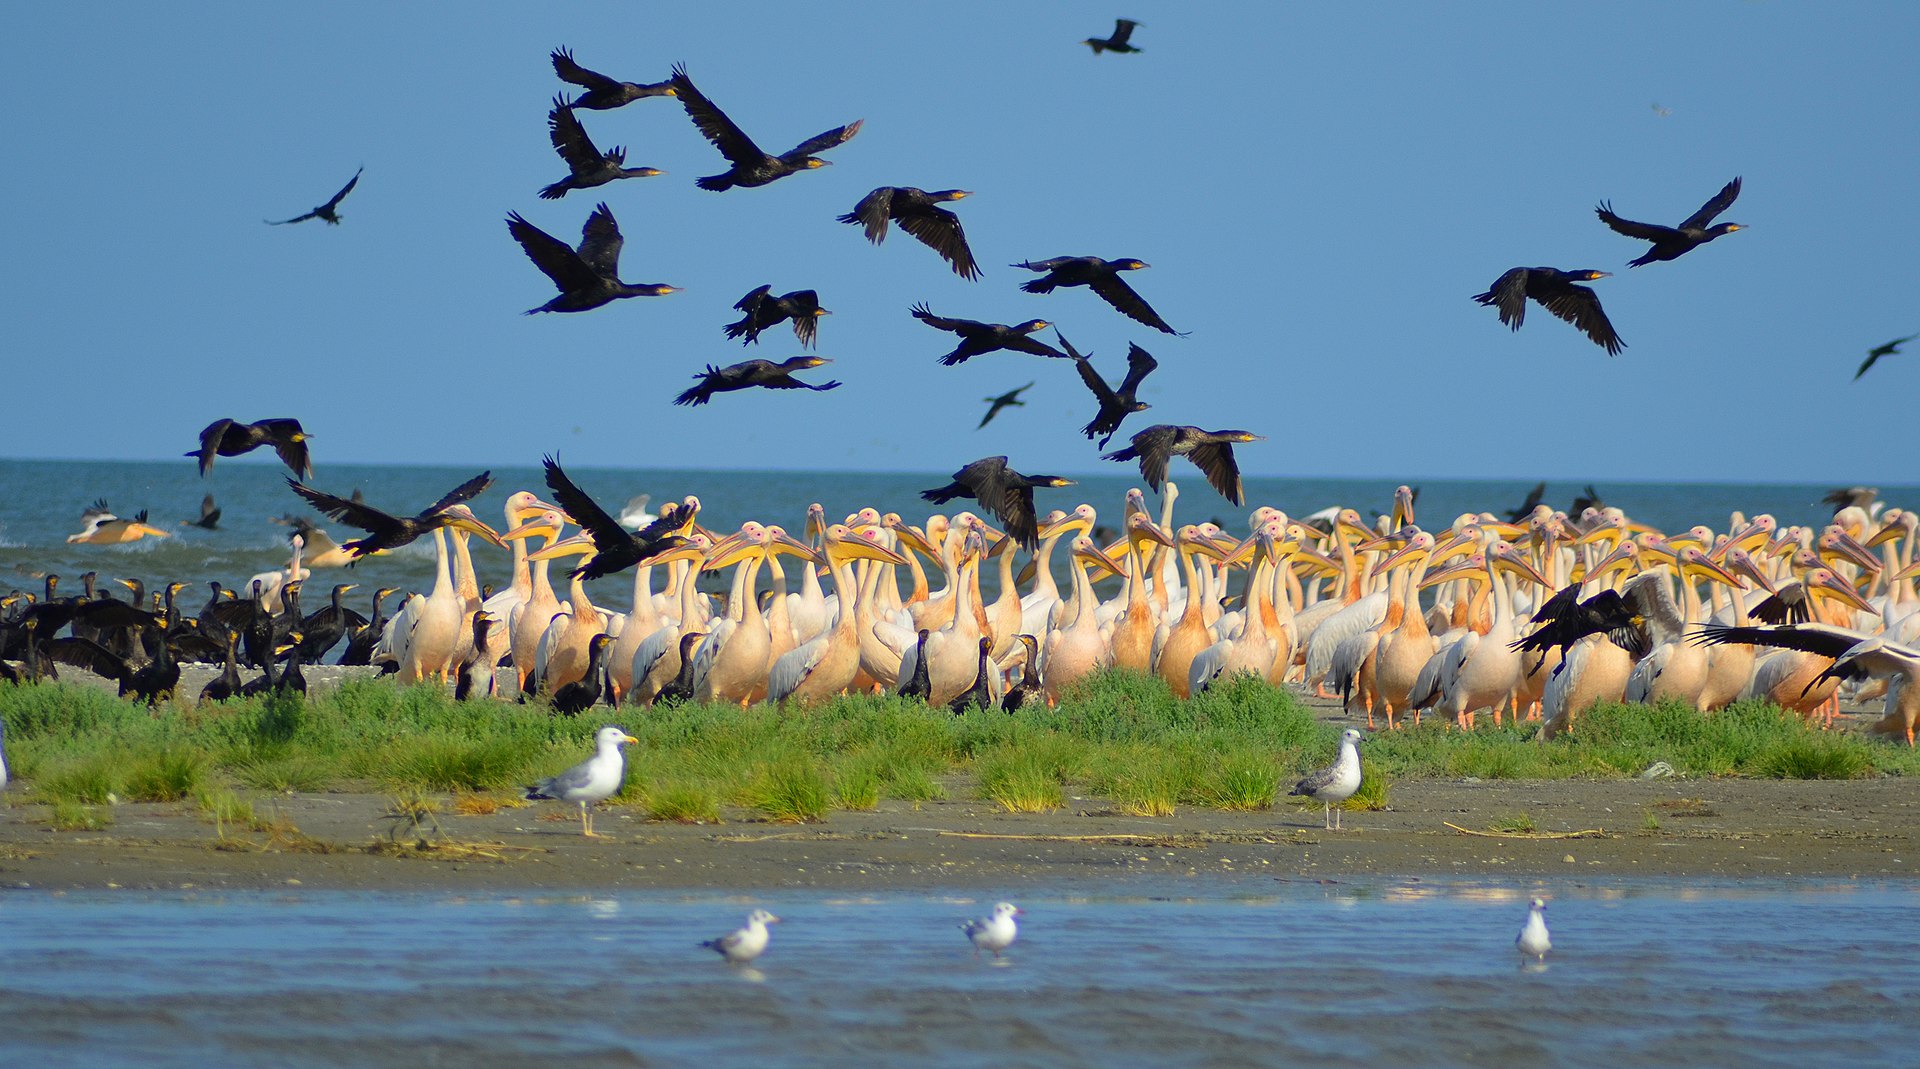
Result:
[1322, 802, 1332, 830]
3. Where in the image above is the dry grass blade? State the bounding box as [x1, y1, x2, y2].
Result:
[1443, 821, 1607, 840]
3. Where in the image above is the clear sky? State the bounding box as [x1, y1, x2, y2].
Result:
[4, 3, 1916, 484]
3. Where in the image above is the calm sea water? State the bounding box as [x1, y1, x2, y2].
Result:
[1, 879, 1915, 1068]
[2, 458, 1906, 614]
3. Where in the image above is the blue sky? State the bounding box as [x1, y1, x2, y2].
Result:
[5, 2, 1916, 484]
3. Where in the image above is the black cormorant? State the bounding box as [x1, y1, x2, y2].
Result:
[507, 203, 680, 314]
[1058, 331, 1155, 448]
[911, 304, 1064, 365]
[1596, 177, 1744, 267]
[977, 383, 1034, 429]
[921, 457, 1074, 549]
[1084, 19, 1143, 54]
[668, 64, 861, 191]
[541, 456, 693, 581]
[539, 96, 664, 199]
[839, 187, 979, 280]
[724, 286, 828, 347]
[287, 471, 497, 558]
[673, 357, 841, 406]
[550, 46, 675, 110]
[265, 168, 362, 226]
[1103, 425, 1262, 505]
[1472, 267, 1624, 355]
[189, 418, 313, 479]
[1012, 256, 1181, 335]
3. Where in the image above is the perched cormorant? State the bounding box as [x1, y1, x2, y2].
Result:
[1058, 331, 1155, 448]
[182, 493, 221, 530]
[189, 418, 313, 480]
[1084, 18, 1143, 54]
[1472, 267, 1624, 355]
[948, 637, 995, 714]
[1596, 177, 1745, 267]
[539, 96, 664, 200]
[897, 630, 932, 701]
[724, 286, 828, 347]
[455, 612, 497, 701]
[1012, 256, 1181, 335]
[551, 633, 613, 714]
[977, 383, 1034, 430]
[338, 587, 398, 666]
[198, 630, 243, 704]
[287, 471, 499, 558]
[1001, 634, 1044, 712]
[921, 457, 1074, 549]
[550, 47, 675, 110]
[541, 456, 694, 581]
[838, 187, 979, 280]
[46, 624, 179, 706]
[911, 304, 1064, 365]
[653, 632, 706, 707]
[265, 168, 362, 226]
[1854, 335, 1916, 380]
[1103, 425, 1262, 505]
[295, 584, 366, 662]
[668, 64, 862, 191]
[507, 203, 680, 314]
[673, 357, 841, 406]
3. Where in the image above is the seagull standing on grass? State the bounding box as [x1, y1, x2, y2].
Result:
[524, 724, 638, 836]
[962, 902, 1022, 959]
[1517, 897, 1552, 961]
[701, 909, 781, 964]
[1290, 728, 1363, 830]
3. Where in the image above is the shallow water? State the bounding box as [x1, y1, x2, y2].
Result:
[2, 879, 1916, 1068]
[2, 457, 1905, 616]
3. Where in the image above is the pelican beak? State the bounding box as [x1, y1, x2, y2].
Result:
[831, 531, 910, 566]
[1679, 552, 1743, 589]
[525, 533, 596, 561]
[646, 540, 708, 567]
[1726, 553, 1778, 595]
[1368, 537, 1430, 579]
[1076, 539, 1128, 580]
[1821, 529, 1883, 573]
[1894, 559, 1920, 583]
[771, 528, 816, 558]
[1866, 522, 1908, 549]
[1495, 548, 1551, 588]
[1418, 555, 1481, 589]
[514, 497, 566, 521]
[1128, 519, 1175, 550]
[1810, 569, 1878, 615]
[1585, 542, 1638, 581]
[446, 515, 508, 549]
[502, 517, 561, 542]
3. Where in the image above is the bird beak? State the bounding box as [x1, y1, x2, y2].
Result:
[502, 517, 561, 542]
[622, 735, 640, 745]
[447, 515, 508, 548]
[526, 533, 597, 561]
[1810, 570, 1877, 615]
[831, 531, 909, 566]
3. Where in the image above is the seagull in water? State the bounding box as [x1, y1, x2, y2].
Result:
[1289, 728, 1363, 830]
[701, 909, 780, 964]
[524, 724, 638, 836]
[962, 902, 1022, 959]
[1517, 897, 1551, 961]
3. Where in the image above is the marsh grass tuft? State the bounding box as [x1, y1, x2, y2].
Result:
[194, 787, 255, 834]
[1343, 765, 1390, 812]
[124, 748, 206, 802]
[977, 747, 1065, 813]
[646, 781, 723, 823]
[746, 758, 831, 823]
[1490, 813, 1538, 834]
[49, 799, 111, 831]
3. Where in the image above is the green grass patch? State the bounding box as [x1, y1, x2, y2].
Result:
[123, 748, 207, 802]
[645, 781, 723, 823]
[745, 757, 831, 823]
[48, 799, 111, 831]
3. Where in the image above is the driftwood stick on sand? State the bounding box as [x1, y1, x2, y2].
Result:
[1442, 822, 1607, 840]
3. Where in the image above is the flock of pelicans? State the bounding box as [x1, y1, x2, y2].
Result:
[10, 441, 1920, 757]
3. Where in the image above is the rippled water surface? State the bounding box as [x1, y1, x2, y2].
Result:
[3, 880, 1916, 1068]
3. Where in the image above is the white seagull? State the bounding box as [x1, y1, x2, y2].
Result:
[1517, 897, 1551, 960]
[962, 902, 1022, 958]
[1289, 728, 1363, 830]
[524, 724, 639, 836]
[618, 494, 657, 530]
[701, 908, 781, 964]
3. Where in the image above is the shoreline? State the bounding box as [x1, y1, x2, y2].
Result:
[5, 775, 1915, 893]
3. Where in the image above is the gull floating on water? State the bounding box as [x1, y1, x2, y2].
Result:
[524, 724, 638, 836]
[1290, 728, 1363, 830]
[962, 902, 1022, 958]
[1517, 897, 1551, 960]
[702, 909, 780, 964]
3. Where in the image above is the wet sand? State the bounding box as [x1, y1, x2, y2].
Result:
[4, 774, 1916, 893]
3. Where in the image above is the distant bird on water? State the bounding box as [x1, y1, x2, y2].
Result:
[1084, 19, 1143, 54]
[1289, 728, 1363, 830]
[182, 494, 222, 531]
[524, 724, 639, 837]
[549, 46, 675, 110]
[922, 457, 1074, 550]
[702, 909, 781, 964]
[265, 167, 361, 226]
[725, 286, 829, 348]
[1472, 267, 1624, 356]
[912, 304, 1064, 366]
[1854, 334, 1916, 380]
[961, 902, 1022, 959]
[507, 202, 680, 314]
[668, 63, 862, 191]
[674, 357, 841, 406]
[1013, 256, 1182, 335]
[1104, 425, 1262, 505]
[287, 471, 501, 558]
[977, 382, 1034, 429]
[838, 187, 980, 280]
[539, 96, 663, 199]
[66, 501, 170, 545]
[1058, 331, 1155, 448]
[1517, 898, 1552, 961]
[189, 418, 313, 480]
[1596, 177, 1745, 267]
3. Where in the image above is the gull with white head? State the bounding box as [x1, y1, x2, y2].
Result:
[962, 902, 1022, 959]
[1517, 897, 1551, 961]
[702, 909, 781, 964]
[1289, 728, 1363, 830]
[524, 724, 638, 837]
